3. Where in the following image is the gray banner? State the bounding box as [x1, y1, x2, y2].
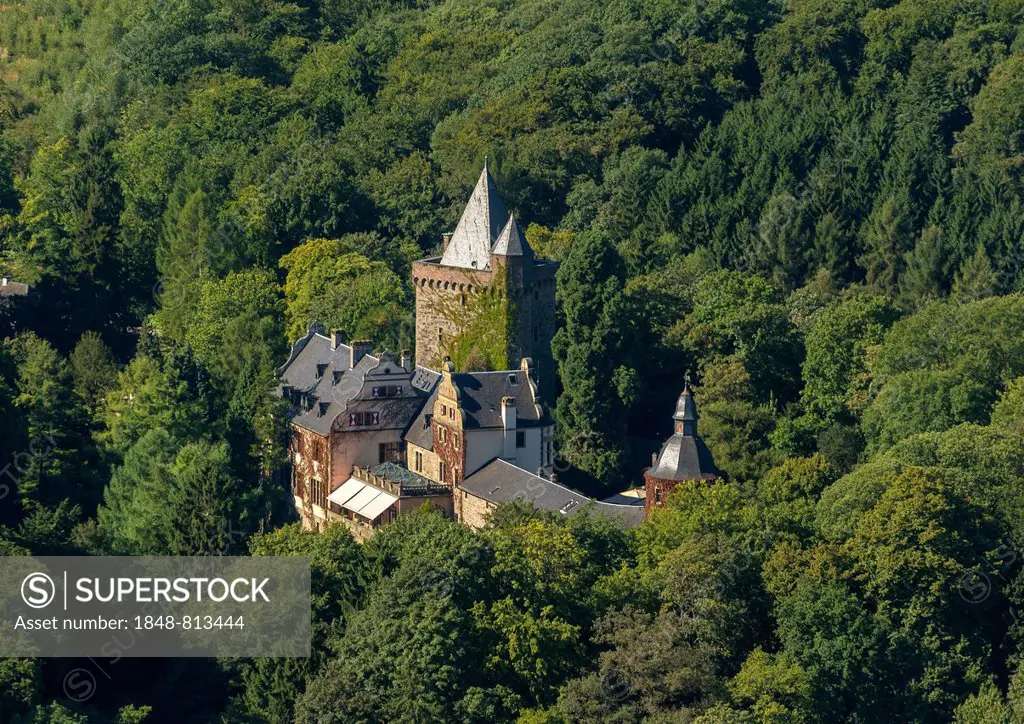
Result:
[0, 556, 311, 657]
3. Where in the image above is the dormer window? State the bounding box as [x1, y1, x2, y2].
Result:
[333, 371, 343, 385]
[348, 411, 380, 426]
[316, 363, 328, 379]
[372, 385, 402, 398]
[508, 374, 518, 386]
[318, 402, 329, 417]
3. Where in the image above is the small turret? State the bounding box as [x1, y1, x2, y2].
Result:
[673, 377, 697, 437]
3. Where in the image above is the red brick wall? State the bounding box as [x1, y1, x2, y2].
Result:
[643, 470, 718, 517]
[431, 418, 465, 487]
[291, 425, 331, 514]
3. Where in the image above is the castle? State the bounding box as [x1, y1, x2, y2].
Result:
[276, 163, 718, 536]
[411, 159, 558, 397]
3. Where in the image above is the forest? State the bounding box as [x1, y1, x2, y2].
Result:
[0, 0, 1023, 721]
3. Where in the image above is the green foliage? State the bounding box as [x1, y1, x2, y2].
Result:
[862, 294, 1024, 450]
[279, 236, 411, 348]
[2, 0, 1024, 719]
[99, 431, 268, 555]
[800, 294, 899, 422]
[553, 229, 634, 484]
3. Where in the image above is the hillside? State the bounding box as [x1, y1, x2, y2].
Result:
[0, 0, 1023, 721]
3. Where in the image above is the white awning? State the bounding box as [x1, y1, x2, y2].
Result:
[343, 486, 382, 514]
[327, 477, 365, 507]
[357, 491, 399, 521]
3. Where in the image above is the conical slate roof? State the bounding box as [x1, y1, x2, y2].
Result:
[491, 213, 533, 259]
[441, 159, 510, 270]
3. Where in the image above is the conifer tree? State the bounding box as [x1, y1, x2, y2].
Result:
[952, 244, 999, 302]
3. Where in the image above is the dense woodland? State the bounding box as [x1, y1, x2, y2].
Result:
[0, 0, 1023, 721]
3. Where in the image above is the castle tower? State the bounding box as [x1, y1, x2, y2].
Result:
[644, 379, 722, 515]
[411, 160, 558, 396]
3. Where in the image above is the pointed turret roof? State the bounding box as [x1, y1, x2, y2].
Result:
[649, 380, 721, 482]
[440, 158, 510, 270]
[491, 212, 533, 259]
[673, 383, 697, 424]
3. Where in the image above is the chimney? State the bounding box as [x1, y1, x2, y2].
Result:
[502, 396, 517, 459]
[651, 452, 658, 467]
[442, 233, 453, 254]
[350, 339, 372, 368]
[331, 329, 347, 350]
[501, 396, 517, 431]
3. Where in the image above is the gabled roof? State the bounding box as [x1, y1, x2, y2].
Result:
[402, 366, 551, 452]
[460, 459, 646, 528]
[491, 213, 532, 259]
[452, 369, 549, 429]
[440, 159, 510, 270]
[277, 326, 439, 435]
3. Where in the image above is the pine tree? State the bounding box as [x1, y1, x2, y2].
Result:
[552, 230, 631, 485]
[900, 226, 948, 307]
[952, 244, 999, 302]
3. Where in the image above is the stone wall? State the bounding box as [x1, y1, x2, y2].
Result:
[412, 260, 493, 370]
[456, 488, 494, 529]
[432, 417, 464, 487]
[290, 424, 331, 528]
[411, 257, 558, 400]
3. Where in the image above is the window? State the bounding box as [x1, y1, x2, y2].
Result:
[378, 441, 401, 463]
[654, 487, 662, 504]
[348, 411, 380, 426]
[372, 385, 402, 398]
[439, 461, 447, 481]
[318, 402, 329, 417]
[332, 371, 343, 385]
[414, 451, 423, 472]
[516, 431, 526, 448]
[316, 363, 328, 378]
[454, 434, 460, 451]
[508, 374, 518, 386]
[438, 327, 443, 346]
[441, 404, 447, 416]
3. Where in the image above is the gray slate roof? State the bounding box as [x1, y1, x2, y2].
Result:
[491, 213, 532, 259]
[440, 160, 510, 270]
[674, 386, 697, 421]
[460, 459, 646, 528]
[277, 326, 439, 435]
[403, 367, 551, 451]
[0, 278, 29, 297]
[649, 386, 721, 481]
[649, 435, 721, 481]
[454, 369, 550, 429]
